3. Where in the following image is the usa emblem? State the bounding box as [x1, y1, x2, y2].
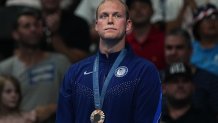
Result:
[115, 66, 128, 77]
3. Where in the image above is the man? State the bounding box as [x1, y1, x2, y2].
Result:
[56, 0, 162, 123]
[164, 28, 192, 65]
[151, 0, 197, 33]
[191, 4, 218, 75]
[41, 0, 91, 63]
[161, 62, 214, 123]
[0, 8, 70, 123]
[164, 28, 218, 121]
[126, 0, 166, 70]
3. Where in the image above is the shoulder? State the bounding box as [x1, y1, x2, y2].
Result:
[150, 25, 165, 36]
[126, 46, 158, 70]
[61, 55, 96, 88]
[195, 66, 217, 76]
[131, 53, 158, 72]
[47, 52, 70, 63]
[44, 53, 71, 72]
[68, 55, 95, 71]
[126, 51, 161, 86]
[48, 52, 67, 58]
[194, 66, 218, 83]
[189, 107, 216, 122]
[0, 56, 16, 70]
[0, 56, 15, 65]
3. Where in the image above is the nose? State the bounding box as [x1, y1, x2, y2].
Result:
[30, 25, 37, 32]
[10, 90, 19, 99]
[108, 15, 114, 25]
[169, 48, 177, 56]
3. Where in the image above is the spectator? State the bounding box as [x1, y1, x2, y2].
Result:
[126, 0, 166, 70]
[150, 0, 218, 33]
[40, 0, 91, 63]
[164, 28, 218, 121]
[161, 62, 215, 123]
[0, 8, 70, 123]
[151, 0, 197, 33]
[0, 74, 36, 123]
[164, 28, 192, 65]
[191, 3, 218, 76]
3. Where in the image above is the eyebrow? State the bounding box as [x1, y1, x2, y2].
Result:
[99, 11, 124, 18]
[100, 10, 123, 14]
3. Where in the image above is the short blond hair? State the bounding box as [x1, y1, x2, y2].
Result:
[95, 0, 130, 20]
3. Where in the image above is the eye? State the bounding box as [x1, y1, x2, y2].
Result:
[22, 23, 31, 29]
[165, 45, 173, 50]
[176, 45, 185, 50]
[99, 14, 108, 19]
[4, 89, 13, 94]
[113, 13, 122, 18]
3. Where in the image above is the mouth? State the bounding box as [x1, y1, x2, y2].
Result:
[105, 28, 117, 31]
[175, 89, 186, 94]
[10, 100, 18, 103]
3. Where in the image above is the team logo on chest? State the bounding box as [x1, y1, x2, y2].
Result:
[115, 66, 128, 77]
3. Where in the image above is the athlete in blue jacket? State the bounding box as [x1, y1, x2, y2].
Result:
[56, 0, 162, 123]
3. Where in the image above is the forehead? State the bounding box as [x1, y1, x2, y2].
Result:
[98, 0, 126, 14]
[18, 15, 37, 23]
[165, 35, 186, 44]
[3, 81, 15, 89]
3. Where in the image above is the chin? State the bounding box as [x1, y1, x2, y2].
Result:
[6, 105, 17, 110]
[103, 34, 117, 39]
[102, 36, 118, 40]
[175, 95, 189, 100]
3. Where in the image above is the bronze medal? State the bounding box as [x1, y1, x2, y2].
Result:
[90, 109, 105, 123]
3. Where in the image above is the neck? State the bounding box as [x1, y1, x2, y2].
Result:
[133, 24, 151, 43]
[167, 103, 191, 120]
[0, 107, 19, 117]
[200, 38, 217, 49]
[99, 39, 125, 57]
[15, 48, 47, 67]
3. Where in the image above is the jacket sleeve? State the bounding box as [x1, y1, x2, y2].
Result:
[56, 66, 75, 123]
[133, 63, 162, 123]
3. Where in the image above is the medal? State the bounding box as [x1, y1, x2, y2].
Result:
[90, 109, 105, 123]
[91, 49, 127, 123]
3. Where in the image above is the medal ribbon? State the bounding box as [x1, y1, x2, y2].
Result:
[93, 49, 127, 109]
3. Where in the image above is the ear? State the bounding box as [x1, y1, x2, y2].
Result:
[126, 19, 132, 33]
[95, 20, 98, 32]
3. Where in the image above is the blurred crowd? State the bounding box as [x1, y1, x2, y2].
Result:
[0, 0, 217, 123]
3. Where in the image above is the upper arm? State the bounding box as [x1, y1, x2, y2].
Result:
[133, 64, 162, 123]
